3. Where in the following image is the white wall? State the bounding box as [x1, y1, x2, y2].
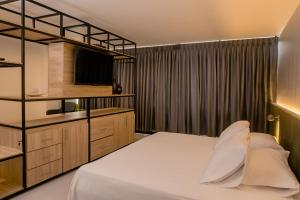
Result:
[0, 36, 48, 123]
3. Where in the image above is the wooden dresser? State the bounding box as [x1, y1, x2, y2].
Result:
[25, 120, 88, 187]
[90, 112, 135, 160]
[0, 108, 135, 188]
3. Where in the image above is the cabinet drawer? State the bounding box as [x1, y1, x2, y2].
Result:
[27, 126, 62, 152]
[27, 144, 62, 170]
[91, 116, 115, 141]
[27, 159, 62, 187]
[90, 136, 115, 160]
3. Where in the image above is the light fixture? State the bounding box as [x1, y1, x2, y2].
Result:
[267, 114, 280, 122]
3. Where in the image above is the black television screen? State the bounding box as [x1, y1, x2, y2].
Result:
[74, 47, 113, 85]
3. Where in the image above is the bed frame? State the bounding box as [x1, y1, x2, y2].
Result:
[269, 103, 300, 180]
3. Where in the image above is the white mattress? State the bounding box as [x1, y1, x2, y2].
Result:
[68, 132, 294, 200]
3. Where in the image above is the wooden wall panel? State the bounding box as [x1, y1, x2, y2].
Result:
[48, 42, 112, 97]
[269, 104, 300, 180]
[277, 4, 300, 113]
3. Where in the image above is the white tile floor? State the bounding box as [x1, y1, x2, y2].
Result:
[11, 171, 75, 200]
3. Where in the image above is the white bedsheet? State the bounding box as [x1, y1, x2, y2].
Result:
[68, 132, 295, 200]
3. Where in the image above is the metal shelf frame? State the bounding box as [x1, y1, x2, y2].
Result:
[0, 0, 137, 199]
[0, 0, 137, 59]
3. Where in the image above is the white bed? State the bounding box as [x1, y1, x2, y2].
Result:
[68, 132, 296, 200]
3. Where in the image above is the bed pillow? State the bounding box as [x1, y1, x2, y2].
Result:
[250, 132, 283, 150]
[242, 148, 299, 197]
[201, 128, 250, 183]
[215, 121, 250, 149]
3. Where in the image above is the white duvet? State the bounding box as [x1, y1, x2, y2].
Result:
[68, 132, 295, 200]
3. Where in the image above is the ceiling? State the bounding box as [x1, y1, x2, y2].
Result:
[20, 0, 300, 46]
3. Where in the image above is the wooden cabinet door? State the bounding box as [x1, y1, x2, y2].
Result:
[26, 125, 62, 152]
[62, 120, 88, 172]
[90, 116, 115, 141]
[127, 112, 135, 143]
[117, 112, 135, 148]
[117, 114, 129, 148]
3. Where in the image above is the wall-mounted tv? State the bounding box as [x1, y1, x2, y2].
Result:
[74, 47, 113, 85]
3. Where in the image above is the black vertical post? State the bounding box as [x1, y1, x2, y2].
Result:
[107, 33, 110, 50]
[61, 99, 66, 113]
[87, 25, 91, 45]
[86, 98, 91, 161]
[21, 0, 27, 189]
[32, 18, 36, 28]
[60, 14, 64, 37]
[122, 39, 125, 54]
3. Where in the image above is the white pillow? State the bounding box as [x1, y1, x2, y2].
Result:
[250, 132, 283, 150]
[215, 166, 245, 188]
[242, 148, 299, 197]
[201, 128, 250, 183]
[215, 121, 250, 149]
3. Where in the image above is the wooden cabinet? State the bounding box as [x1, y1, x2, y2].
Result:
[90, 136, 115, 161]
[24, 111, 134, 187]
[90, 116, 115, 141]
[26, 125, 62, 152]
[25, 120, 88, 186]
[90, 111, 135, 160]
[90, 115, 117, 161]
[128, 112, 135, 143]
[117, 112, 135, 148]
[62, 120, 88, 172]
[26, 124, 63, 187]
[27, 159, 62, 187]
[0, 127, 22, 150]
[27, 144, 62, 170]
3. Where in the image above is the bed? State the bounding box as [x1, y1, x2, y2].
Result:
[68, 132, 299, 200]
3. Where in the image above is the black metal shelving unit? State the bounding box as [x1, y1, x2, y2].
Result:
[0, 0, 137, 199]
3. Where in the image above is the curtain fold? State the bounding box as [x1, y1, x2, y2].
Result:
[115, 38, 278, 136]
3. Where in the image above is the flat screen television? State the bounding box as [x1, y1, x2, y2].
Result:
[74, 47, 113, 85]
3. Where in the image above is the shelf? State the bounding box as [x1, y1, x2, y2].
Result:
[16, 112, 87, 129]
[0, 179, 23, 199]
[90, 107, 134, 118]
[0, 107, 134, 130]
[0, 61, 22, 68]
[0, 19, 135, 60]
[0, 156, 23, 199]
[0, 146, 22, 162]
[0, 93, 136, 102]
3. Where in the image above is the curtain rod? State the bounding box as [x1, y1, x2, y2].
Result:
[123, 35, 277, 49]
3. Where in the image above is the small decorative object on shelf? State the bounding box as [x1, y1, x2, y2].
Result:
[116, 84, 122, 94]
[113, 81, 122, 94]
[112, 81, 117, 94]
[0, 58, 5, 61]
[26, 88, 45, 97]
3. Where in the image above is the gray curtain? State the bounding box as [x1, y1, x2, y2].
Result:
[115, 38, 278, 136]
